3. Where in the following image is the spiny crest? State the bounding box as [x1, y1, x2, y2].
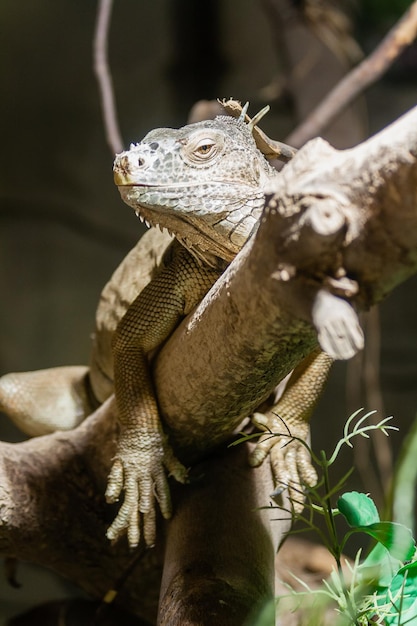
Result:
[238, 102, 250, 122]
[237, 101, 270, 132]
[210, 102, 271, 148]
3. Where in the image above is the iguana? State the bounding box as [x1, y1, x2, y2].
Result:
[0, 102, 333, 548]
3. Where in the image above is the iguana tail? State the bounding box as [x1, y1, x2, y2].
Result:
[0, 366, 94, 436]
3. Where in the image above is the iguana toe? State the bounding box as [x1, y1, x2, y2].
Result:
[105, 459, 124, 503]
[249, 408, 317, 513]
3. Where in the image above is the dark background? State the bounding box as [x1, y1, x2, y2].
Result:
[1, 0, 417, 622]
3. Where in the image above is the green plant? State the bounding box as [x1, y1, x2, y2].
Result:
[247, 409, 417, 625]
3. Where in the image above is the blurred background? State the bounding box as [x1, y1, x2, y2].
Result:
[1, 0, 417, 622]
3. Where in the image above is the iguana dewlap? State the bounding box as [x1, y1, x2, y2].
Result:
[0, 106, 333, 548]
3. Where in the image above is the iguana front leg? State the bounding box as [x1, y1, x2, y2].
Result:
[249, 349, 333, 511]
[105, 243, 221, 548]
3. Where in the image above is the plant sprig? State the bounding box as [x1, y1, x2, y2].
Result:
[264, 409, 417, 625]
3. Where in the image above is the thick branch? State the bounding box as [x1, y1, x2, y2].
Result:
[154, 105, 417, 453]
[0, 400, 283, 622]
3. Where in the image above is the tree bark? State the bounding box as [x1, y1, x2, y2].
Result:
[157, 443, 278, 626]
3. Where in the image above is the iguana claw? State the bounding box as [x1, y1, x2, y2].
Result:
[105, 430, 187, 547]
[249, 411, 317, 513]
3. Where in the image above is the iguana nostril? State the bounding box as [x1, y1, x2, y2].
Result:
[120, 155, 130, 172]
[138, 157, 146, 167]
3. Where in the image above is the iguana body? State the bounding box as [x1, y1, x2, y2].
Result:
[0, 106, 330, 547]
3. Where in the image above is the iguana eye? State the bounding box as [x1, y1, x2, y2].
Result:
[194, 139, 216, 158]
[181, 132, 224, 165]
[196, 143, 213, 154]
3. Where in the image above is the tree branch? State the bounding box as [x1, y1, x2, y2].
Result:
[0, 399, 284, 623]
[154, 106, 417, 455]
[287, 0, 417, 146]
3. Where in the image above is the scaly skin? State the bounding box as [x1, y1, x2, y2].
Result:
[0, 106, 331, 547]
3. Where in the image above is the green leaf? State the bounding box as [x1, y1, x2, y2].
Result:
[338, 493, 415, 562]
[337, 492, 380, 527]
[357, 522, 415, 561]
[398, 560, 417, 578]
[375, 560, 417, 625]
[360, 541, 402, 587]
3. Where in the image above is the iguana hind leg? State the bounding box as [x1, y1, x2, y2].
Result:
[249, 349, 333, 512]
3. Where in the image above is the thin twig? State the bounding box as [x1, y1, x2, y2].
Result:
[287, 0, 417, 147]
[93, 0, 124, 155]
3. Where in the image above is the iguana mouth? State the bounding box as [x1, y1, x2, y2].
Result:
[118, 185, 239, 264]
[113, 178, 258, 190]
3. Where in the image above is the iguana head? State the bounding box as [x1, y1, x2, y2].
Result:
[113, 113, 279, 264]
